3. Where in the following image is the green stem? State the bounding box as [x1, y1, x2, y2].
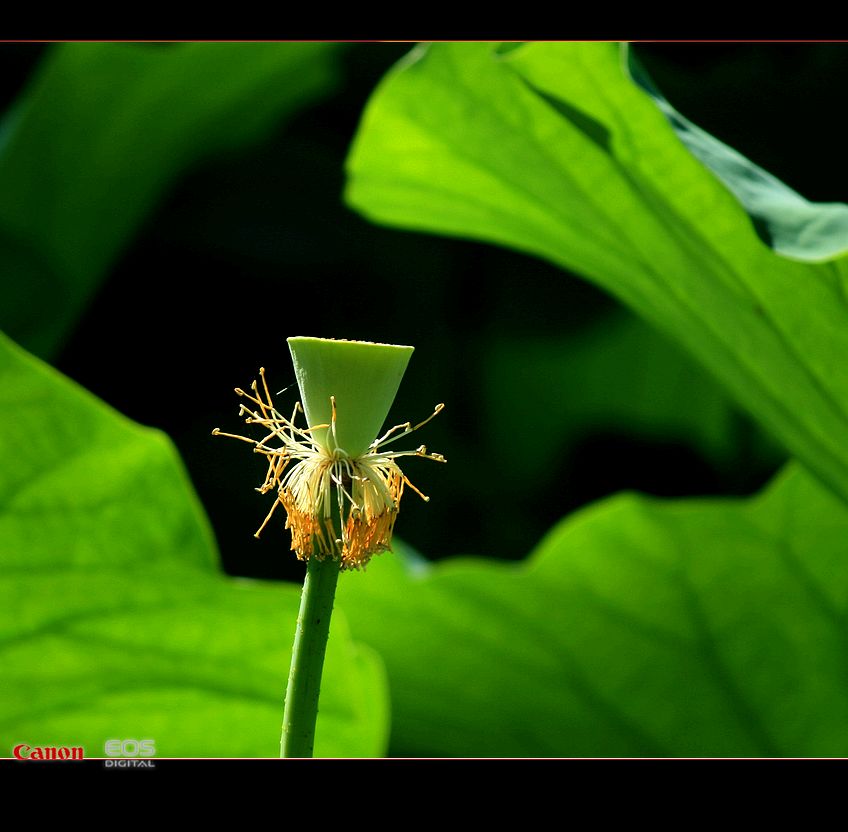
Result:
[281, 555, 342, 758]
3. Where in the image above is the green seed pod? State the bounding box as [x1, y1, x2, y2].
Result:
[287, 336, 414, 458]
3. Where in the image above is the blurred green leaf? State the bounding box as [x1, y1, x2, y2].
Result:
[340, 467, 848, 757]
[346, 42, 848, 505]
[0, 42, 341, 359]
[0, 331, 388, 758]
[484, 310, 784, 485]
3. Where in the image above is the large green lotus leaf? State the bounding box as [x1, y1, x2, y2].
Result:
[338, 467, 848, 757]
[0, 42, 340, 359]
[345, 42, 848, 506]
[484, 310, 784, 485]
[0, 331, 388, 758]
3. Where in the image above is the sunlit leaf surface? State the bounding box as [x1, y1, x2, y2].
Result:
[341, 469, 848, 757]
[0, 331, 388, 758]
[346, 42, 848, 506]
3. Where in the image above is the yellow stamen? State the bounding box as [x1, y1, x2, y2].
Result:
[214, 371, 445, 570]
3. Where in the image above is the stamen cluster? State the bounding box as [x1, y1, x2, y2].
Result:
[213, 368, 445, 570]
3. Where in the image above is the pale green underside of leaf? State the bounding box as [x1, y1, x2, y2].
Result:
[627, 51, 848, 262]
[339, 466, 848, 757]
[345, 42, 848, 507]
[0, 42, 341, 359]
[0, 331, 388, 758]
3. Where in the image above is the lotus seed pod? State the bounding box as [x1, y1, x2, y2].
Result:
[214, 338, 444, 569]
[288, 336, 414, 458]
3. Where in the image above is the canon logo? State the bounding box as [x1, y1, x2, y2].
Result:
[13, 744, 84, 761]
